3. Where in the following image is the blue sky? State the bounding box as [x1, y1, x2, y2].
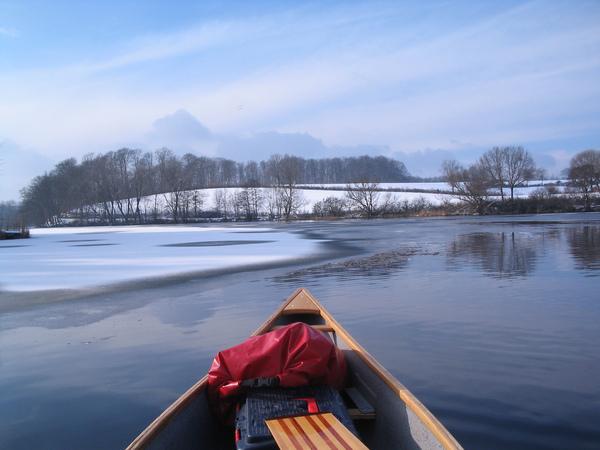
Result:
[1, 0, 600, 200]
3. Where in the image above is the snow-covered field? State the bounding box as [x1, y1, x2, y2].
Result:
[139, 186, 456, 214]
[65, 180, 571, 226]
[0, 225, 322, 292]
[298, 188, 452, 207]
[299, 182, 452, 191]
[134, 181, 567, 215]
[300, 181, 567, 197]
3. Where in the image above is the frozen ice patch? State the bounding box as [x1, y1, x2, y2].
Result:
[0, 225, 320, 291]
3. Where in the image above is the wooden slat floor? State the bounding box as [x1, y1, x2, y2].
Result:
[265, 412, 369, 450]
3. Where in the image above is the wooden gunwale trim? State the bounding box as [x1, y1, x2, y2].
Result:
[126, 291, 303, 450]
[301, 289, 463, 450]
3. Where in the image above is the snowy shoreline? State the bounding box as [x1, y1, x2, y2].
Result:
[0, 224, 347, 297]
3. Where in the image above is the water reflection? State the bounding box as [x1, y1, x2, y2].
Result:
[447, 232, 541, 278]
[567, 226, 600, 274]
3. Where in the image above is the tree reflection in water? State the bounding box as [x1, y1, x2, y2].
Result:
[567, 225, 600, 274]
[447, 231, 543, 278]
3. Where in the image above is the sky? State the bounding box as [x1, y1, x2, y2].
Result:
[1, 0, 599, 201]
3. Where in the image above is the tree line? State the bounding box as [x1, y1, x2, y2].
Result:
[19, 150, 411, 226]
[15, 146, 600, 227]
[0, 201, 20, 230]
[441, 146, 600, 213]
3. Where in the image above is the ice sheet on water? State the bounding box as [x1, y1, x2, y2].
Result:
[0, 225, 320, 292]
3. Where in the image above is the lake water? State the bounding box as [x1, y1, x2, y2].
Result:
[1, 214, 599, 449]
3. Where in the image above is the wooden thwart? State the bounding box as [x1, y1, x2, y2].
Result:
[265, 412, 369, 450]
[272, 324, 335, 333]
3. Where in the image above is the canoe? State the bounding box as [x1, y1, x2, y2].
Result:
[127, 288, 463, 450]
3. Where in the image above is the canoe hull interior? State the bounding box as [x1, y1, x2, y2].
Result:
[139, 351, 445, 450]
[142, 387, 232, 450]
[128, 288, 461, 450]
[345, 349, 444, 450]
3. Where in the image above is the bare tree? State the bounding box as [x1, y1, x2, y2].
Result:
[236, 186, 263, 220]
[0, 201, 21, 230]
[378, 192, 395, 215]
[441, 160, 462, 193]
[479, 147, 507, 201]
[263, 188, 280, 220]
[190, 190, 205, 219]
[51, 158, 82, 222]
[345, 181, 380, 218]
[231, 191, 245, 220]
[95, 152, 121, 224]
[442, 160, 493, 214]
[568, 149, 600, 211]
[79, 154, 102, 223]
[268, 154, 305, 220]
[479, 146, 536, 201]
[313, 197, 347, 217]
[536, 167, 547, 185]
[214, 189, 231, 219]
[181, 153, 203, 190]
[130, 151, 153, 223]
[20, 174, 61, 226]
[504, 146, 535, 201]
[276, 186, 304, 220]
[156, 149, 185, 223]
[113, 148, 137, 223]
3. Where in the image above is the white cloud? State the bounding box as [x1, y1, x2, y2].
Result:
[0, 26, 18, 37]
[0, 1, 599, 177]
[171, 2, 600, 143]
[289, 62, 600, 151]
[132, 110, 390, 161]
[143, 109, 216, 156]
[71, 21, 245, 74]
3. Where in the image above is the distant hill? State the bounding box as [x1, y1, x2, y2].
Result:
[18, 150, 414, 226]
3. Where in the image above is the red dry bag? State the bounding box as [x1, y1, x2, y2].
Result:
[207, 322, 346, 422]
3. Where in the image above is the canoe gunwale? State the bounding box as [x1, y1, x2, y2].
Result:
[126, 291, 292, 450]
[309, 292, 462, 450]
[125, 375, 209, 449]
[126, 288, 462, 450]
